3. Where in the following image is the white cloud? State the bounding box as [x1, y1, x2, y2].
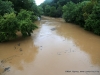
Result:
[35, 0, 45, 5]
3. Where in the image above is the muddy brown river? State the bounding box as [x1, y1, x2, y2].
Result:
[0, 16, 100, 75]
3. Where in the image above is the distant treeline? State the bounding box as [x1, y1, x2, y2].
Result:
[40, 0, 100, 35]
[0, 0, 41, 42]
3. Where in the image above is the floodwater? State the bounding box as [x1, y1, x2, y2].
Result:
[0, 16, 100, 75]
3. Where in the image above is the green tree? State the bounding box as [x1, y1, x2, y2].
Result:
[85, 3, 100, 35]
[38, 6, 44, 15]
[73, 2, 87, 26]
[8, 0, 39, 16]
[56, 5, 62, 17]
[45, 5, 51, 16]
[17, 9, 38, 37]
[49, 6, 57, 17]
[62, 1, 89, 26]
[0, 0, 39, 42]
[0, 0, 14, 15]
[0, 10, 38, 42]
[0, 13, 18, 42]
[82, 0, 99, 20]
[62, 1, 76, 22]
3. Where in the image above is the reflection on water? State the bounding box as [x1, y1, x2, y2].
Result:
[0, 16, 100, 75]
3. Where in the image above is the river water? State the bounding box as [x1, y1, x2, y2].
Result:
[0, 16, 100, 75]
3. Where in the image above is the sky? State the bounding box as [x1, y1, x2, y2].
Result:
[35, 0, 45, 5]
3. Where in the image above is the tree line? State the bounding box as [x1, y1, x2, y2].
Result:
[0, 0, 40, 42]
[40, 0, 100, 35]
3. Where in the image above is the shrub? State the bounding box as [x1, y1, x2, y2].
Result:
[49, 6, 57, 17]
[18, 19, 37, 37]
[62, 1, 89, 26]
[82, 1, 94, 20]
[73, 2, 88, 27]
[55, 5, 62, 17]
[17, 9, 33, 20]
[0, 10, 38, 42]
[62, 2, 76, 23]
[17, 9, 38, 37]
[0, 13, 18, 42]
[85, 4, 100, 35]
[44, 5, 51, 16]
[0, 0, 14, 15]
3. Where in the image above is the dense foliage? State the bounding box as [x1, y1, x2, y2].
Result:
[0, 0, 14, 15]
[17, 9, 38, 37]
[62, 1, 87, 27]
[62, 0, 100, 35]
[0, 0, 100, 42]
[0, 0, 40, 42]
[0, 13, 18, 42]
[40, 0, 84, 17]
[40, 0, 100, 35]
[85, 3, 100, 35]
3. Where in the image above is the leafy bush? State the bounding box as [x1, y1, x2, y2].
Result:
[62, 1, 88, 27]
[17, 9, 38, 37]
[0, 10, 38, 42]
[18, 19, 37, 37]
[38, 6, 44, 15]
[73, 1, 88, 27]
[17, 9, 37, 22]
[62, 0, 100, 35]
[17, 9, 33, 20]
[0, 13, 18, 42]
[44, 5, 51, 16]
[55, 5, 62, 17]
[49, 6, 57, 17]
[0, 0, 14, 15]
[0, 0, 39, 42]
[85, 4, 100, 35]
[62, 1, 76, 23]
[40, 0, 84, 16]
[82, 1, 94, 20]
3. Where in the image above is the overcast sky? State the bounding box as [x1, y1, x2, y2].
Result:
[35, 0, 45, 5]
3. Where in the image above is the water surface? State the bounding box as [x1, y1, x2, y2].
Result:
[0, 16, 100, 75]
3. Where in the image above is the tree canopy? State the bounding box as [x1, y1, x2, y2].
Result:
[40, 0, 100, 35]
[0, 0, 40, 42]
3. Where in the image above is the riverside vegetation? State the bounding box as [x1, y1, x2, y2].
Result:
[0, 0, 41, 42]
[0, 0, 100, 42]
[40, 0, 100, 35]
